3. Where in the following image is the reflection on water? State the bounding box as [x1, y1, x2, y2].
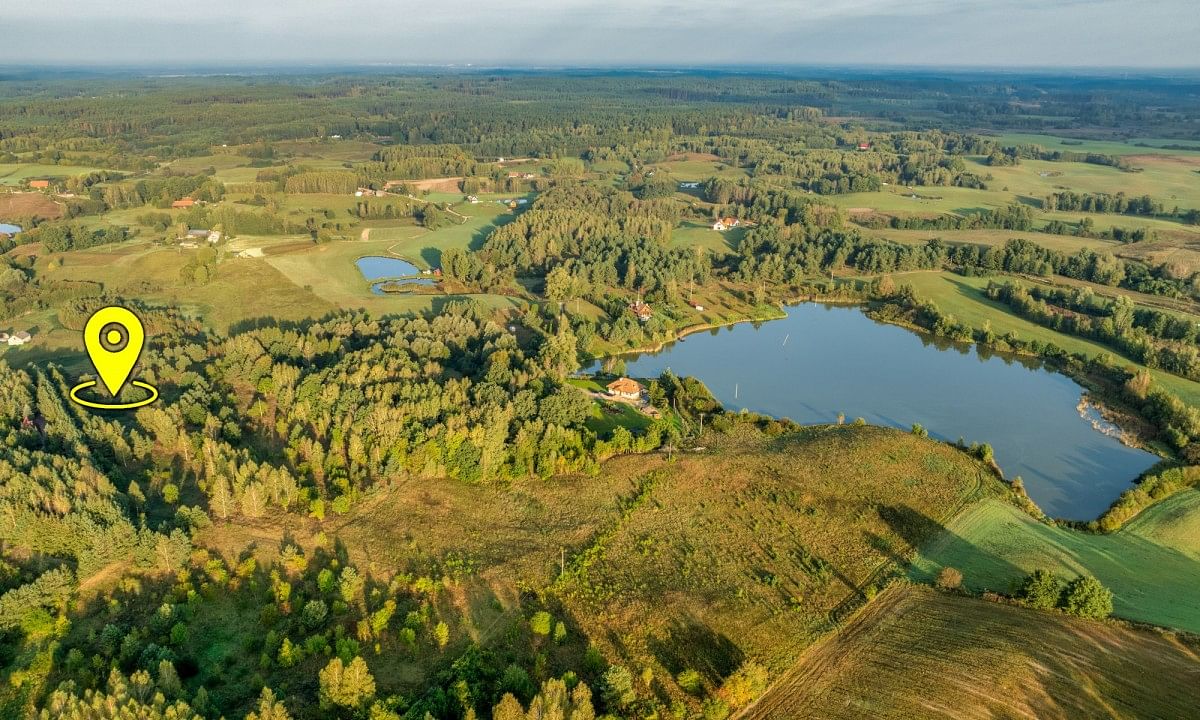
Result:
[355, 256, 421, 281]
[595, 303, 1158, 520]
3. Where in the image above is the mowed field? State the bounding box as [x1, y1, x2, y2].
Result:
[910, 491, 1200, 633]
[0, 192, 64, 220]
[740, 585, 1200, 720]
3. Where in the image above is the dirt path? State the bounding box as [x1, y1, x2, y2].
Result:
[78, 560, 130, 597]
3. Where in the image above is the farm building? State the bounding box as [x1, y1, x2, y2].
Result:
[712, 217, 740, 232]
[629, 300, 652, 322]
[181, 229, 222, 244]
[6, 331, 32, 346]
[171, 198, 196, 209]
[606, 377, 643, 401]
[857, 142, 871, 151]
[688, 298, 705, 311]
[28, 180, 50, 189]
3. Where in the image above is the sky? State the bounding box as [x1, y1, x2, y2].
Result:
[2, 0, 1197, 69]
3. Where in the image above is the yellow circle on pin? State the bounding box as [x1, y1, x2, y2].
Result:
[70, 305, 159, 410]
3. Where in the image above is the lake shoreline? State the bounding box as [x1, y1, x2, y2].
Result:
[589, 300, 1161, 522]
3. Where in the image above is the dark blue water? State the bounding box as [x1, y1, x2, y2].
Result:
[355, 256, 421, 281]
[600, 303, 1158, 520]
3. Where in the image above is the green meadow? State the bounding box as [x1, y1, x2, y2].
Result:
[911, 491, 1200, 633]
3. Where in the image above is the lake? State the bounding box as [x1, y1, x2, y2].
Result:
[603, 303, 1158, 520]
[355, 256, 421, 281]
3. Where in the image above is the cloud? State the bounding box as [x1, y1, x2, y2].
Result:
[1, 0, 1196, 68]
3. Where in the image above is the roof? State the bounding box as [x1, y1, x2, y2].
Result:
[172, 198, 196, 208]
[186, 229, 209, 237]
[29, 180, 50, 188]
[14, 331, 30, 340]
[607, 378, 642, 395]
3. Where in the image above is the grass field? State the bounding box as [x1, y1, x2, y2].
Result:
[0, 192, 63, 220]
[0, 163, 111, 185]
[910, 491, 1200, 633]
[741, 584, 1200, 720]
[993, 133, 1200, 158]
[648, 158, 749, 181]
[552, 426, 994, 678]
[896, 271, 1200, 406]
[671, 219, 741, 255]
[362, 197, 518, 268]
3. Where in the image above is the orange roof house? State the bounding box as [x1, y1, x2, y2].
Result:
[629, 300, 652, 322]
[29, 180, 50, 189]
[171, 198, 196, 209]
[606, 377, 643, 400]
[857, 142, 871, 151]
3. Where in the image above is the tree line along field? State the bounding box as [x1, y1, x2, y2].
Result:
[739, 584, 1200, 720]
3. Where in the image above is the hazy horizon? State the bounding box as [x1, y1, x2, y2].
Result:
[3, 1, 1197, 69]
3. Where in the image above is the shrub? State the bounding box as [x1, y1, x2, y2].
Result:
[1060, 575, 1113, 619]
[935, 566, 963, 590]
[601, 665, 636, 710]
[529, 611, 553, 636]
[1017, 569, 1061, 610]
[677, 668, 704, 695]
[717, 661, 768, 709]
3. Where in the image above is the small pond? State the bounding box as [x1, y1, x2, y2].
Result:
[0, 223, 21, 235]
[355, 256, 421, 281]
[595, 303, 1159, 520]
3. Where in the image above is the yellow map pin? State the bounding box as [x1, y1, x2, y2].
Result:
[84, 306, 145, 397]
[71, 305, 157, 410]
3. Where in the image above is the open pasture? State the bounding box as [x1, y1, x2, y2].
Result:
[0, 192, 63, 220]
[0, 163, 111, 185]
[993, 133, 1200, 158]
[911, 492, 1200, 633]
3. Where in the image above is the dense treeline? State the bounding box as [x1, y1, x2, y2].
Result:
[284, 171, 359, 195]
[985, 281, 1200, 381]
[18, 222, 131, 252]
